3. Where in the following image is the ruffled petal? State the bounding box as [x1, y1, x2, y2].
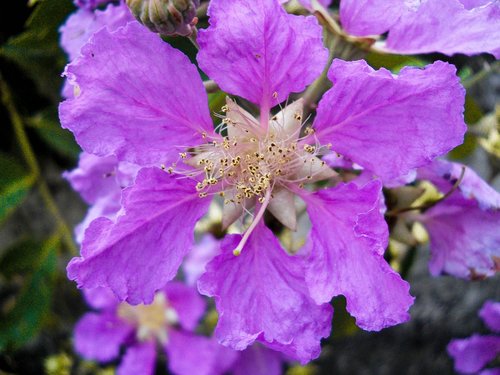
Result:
[117, 342, 157, 375]
[340, 0, 405, 36]
[480, 301, 500, 333]
[314, 59, 466, 181]
[67, 167, 210, 304]
[166, 330, 223, 375]
[60, 3, 134, 61]
[386, 0, 500, 58]
[448, 335, 500, 374]
[163, 282, 206, 332]
[197, 0, 327, 109]
[232, 344, 284, 375]
[60, 22, 213, 166]
[73, 312, 133, 362]
[301, 181, 414, 331]
[198, 224, 332, 364]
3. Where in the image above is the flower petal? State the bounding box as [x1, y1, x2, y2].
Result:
[117, 342, 157, 375]
[198, 223, 332, 363]
[67, 167, 210, 304]
[386, 0, 500, 58]
[60, 22, 213, 166]
[480, 301, 500, 333]
[314, 59, 466, 181]
[163, 282, 206, 332]
[82, 286, 118, 310]
[73, 312, 133, 362]
[197, 0, 327, 109]
[448, 335, 500, 374]
[340, 0, 405, 36]
[301, 181, 414, 331]
[183, 235, 220, 286]
[232, 344, 284, 375]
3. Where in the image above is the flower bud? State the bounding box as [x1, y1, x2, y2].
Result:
[126, 0, 199, 36]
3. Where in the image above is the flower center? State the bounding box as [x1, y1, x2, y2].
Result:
[118, 292, 178, 344]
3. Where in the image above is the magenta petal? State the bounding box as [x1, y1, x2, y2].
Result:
[198, 224, 332, 363]
[67, 167, 210, 304]
[118, 342, 157, 375]
[232, 344, 284, 375]
[73, 312, 133, 362]
[480, 301, 500, 333]
[301, 181, 414, 331]
[166, 330, 222, 375]
[448, 335, 500, 374]
[197, 0, 327, 108]
[386, 0, 500, 58]
[60, 22, 212, 166]
[82, 287, 118, 310]
[163, 282, 206, 332]
[314, 59, 466, 181]
[340, 0, 405, 36]
[183, 235, 220, 286]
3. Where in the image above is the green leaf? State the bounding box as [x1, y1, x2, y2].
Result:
[0, 238, 44, 277]
[0, 0, 74, 101]
[449, 95, 483, 159]
[26, 109, 80, 159]
[0, 153, 27, 188]
[208, 90, 227, 126]
[0, 235, 59, 351]
[366, 52, 427, 73]
[0, 173, 36, 224]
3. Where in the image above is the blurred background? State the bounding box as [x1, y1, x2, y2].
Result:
[0, 1, 499, 374]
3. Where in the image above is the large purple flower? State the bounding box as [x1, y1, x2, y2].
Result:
[61, 0, 466, 362]
[340, 0, 500, 57]
[448, 300, 500, 374]
[417, 159, 500, 279]
[74, 282, 224, 375]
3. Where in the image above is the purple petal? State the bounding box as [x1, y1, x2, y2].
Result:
[314, 59, 466, 181]
[480, 301, 500, 333]
[480, 369, 500, 375]
[340, 0, 405, 36]
[232, 344, 284, 375]
[198, 224, 332, 364]
[301, 181, 414, 331]
[386, 0, 500, 58]
[448, 335, 500, 374]
[421, 195, 500, 279]
[82, 286, 118, 310]
[60, 22, 213, 166]
[73, 312, 133, 362]
[166, 330, 223, 375]
[60, 3, 134, 61]
[67, 167, 210, 304]
[296, 0, 332, 10]
[163, 282, 206, 331]
[418, 159, 500, 210]
[117, 342, 157, 375]
[183, 235, 220, 286]
[197, 0, 327, 109]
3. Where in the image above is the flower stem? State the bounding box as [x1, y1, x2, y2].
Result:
[0, 73, 78, 256]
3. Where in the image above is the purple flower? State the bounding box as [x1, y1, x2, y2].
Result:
[74, 0, 114, 10]
[448, 300, 500, 374]
[417, 159, 500, 279]
[60, 0, 466, 362]
[74, 282, 229, 375]
[340, 0, 500, 57]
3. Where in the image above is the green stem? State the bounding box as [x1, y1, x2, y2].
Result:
[0, 74, 78, 256]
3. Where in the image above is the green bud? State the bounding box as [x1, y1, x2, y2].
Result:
[126, 0, 199, 36]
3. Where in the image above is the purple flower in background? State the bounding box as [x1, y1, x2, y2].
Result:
[340, 0, 500, 57]
[74, 0, 114, 10]
[60, 0, 466, 363]
[448, 300, 500, 374]
[74, 282, 230, 375]
[417, 159, 500, 279]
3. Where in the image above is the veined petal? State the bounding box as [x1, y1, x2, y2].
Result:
[448, 335, 500, 374]
[74, 312, 133, 362]
[301, 181, 414, 331]
[67, 167, 210, 304]
[118, 342, 157, 375]
[197, 0, 327, 109]
[386, 0, 500, 58]
[480, 301, 500, 333]
[314, 59, 466, 181]
[163, 282, 206, 332]
[198, 224, 332, 363]
[60, 22, 213, 167]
